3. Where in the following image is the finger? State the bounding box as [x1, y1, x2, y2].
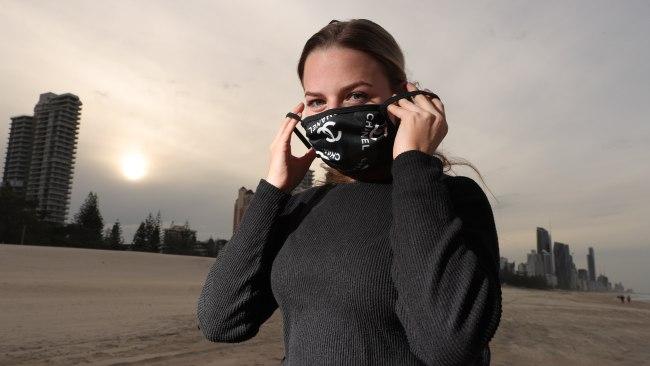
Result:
[393, 86, 427, 113]
[430, 97, 445, 115]
[275, 102, 304, 144]
[273, 102, 301, 143]
[423, 88, 444, 114]
[395, 96, 424, 113]
[279, 102, 305, 143]
[395, 92, 443, 123]
[406, 81, 438, 114]
[386, 103, 412, 119]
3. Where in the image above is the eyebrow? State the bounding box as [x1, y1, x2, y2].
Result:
[304, 81, 373, 97]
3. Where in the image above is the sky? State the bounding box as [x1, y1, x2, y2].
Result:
[1, 0, 648, 293]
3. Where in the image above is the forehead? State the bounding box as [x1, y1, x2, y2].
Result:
[302, 46, 385, 92]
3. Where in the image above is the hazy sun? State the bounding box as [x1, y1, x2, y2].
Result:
[121, 153, 148, 181]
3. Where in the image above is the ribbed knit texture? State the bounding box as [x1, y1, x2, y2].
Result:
[197, 149, 502, 365]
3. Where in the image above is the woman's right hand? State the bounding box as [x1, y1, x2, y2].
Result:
[265, 102, 317, 194]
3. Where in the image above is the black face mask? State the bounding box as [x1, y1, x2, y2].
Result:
[287, 90, 439, 175]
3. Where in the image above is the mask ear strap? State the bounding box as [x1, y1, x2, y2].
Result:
[286, 112, 312, 149]
[381, 90, 440, 109]
[286, 112, 302, 121]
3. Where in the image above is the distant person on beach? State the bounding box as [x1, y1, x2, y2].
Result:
[627, 295, 631, 303]
[197, 18, 502, 365]
[618, 295, 625, 303]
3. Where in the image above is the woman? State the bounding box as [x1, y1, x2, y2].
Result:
[197, 19, 502, 365]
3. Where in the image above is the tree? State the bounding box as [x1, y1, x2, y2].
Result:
[144, 211, 161, 252]
[0, 184, 38, 244]
[129, 211, 163, 252]
[103, 227, 112, 247]
[162, 220, 197, 255]
[154, 210, 162, 245]
[206, 236, 216, 257]
[73, 191, 104, 247]
[131, 221, 147, 251]
[105, 220, 124, 250]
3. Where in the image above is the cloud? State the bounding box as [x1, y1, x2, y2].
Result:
[1, 0, 648, 292]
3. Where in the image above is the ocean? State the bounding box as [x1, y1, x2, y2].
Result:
[631, 293, 650, 302]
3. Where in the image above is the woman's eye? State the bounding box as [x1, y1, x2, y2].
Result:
[348, 92, 369, 103]
[307, 99, 324, 108]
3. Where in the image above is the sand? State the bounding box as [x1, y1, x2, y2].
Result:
[1, 243, 648, 365]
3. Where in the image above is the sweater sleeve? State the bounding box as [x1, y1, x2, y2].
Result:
[389, 149, 502, 366]
[196, 178, 292, 343]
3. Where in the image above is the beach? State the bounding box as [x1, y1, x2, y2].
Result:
[1, 243, 648, 365]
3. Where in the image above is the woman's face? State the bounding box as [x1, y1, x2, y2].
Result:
[301, 46, 397, 118]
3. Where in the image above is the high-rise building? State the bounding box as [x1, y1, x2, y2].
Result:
[233, 170, 315, 235]
[233, 186, 254, 234]
[2, 115, 35, 195]
[553, 242, 573, 290]
[569, 259, 578, 290]
[526, 250, 545, 277]
[536, 227, 552, 254]
[541, 250, 557, 287]
[536, 227, 555, 276]
[516, 263, 527, 276]
[499, 257, 515, 275]
[2, 92, 82, 224]
[587, 247, 596, 282]
[597, 274, 611, 291]
[577, 268, 589, 291]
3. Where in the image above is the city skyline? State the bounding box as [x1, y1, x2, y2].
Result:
[1, 1, 648, 293]
[502, 229, 627, 292]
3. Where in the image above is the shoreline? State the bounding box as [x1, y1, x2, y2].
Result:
[499, 283, 646, 300]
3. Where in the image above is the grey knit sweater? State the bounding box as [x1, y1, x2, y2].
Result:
[197, 149, 502, 365]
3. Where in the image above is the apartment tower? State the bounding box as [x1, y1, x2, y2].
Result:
[1, 92, 82, 224]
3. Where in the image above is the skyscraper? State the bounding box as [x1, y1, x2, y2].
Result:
[2, 92, 82, 224]
[233, 186, 254, 234]
[536, 227, 555, 277]
[2, 115, 35, 195]
[526, 250, 545, 277]
[587, 247, 596, 282]
[553, 242, 573, 290]
[577, 268, 589, 291]
[536, 227, 552, 254]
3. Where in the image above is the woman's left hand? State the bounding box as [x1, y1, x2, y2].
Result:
[386, 81, 448, 159]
